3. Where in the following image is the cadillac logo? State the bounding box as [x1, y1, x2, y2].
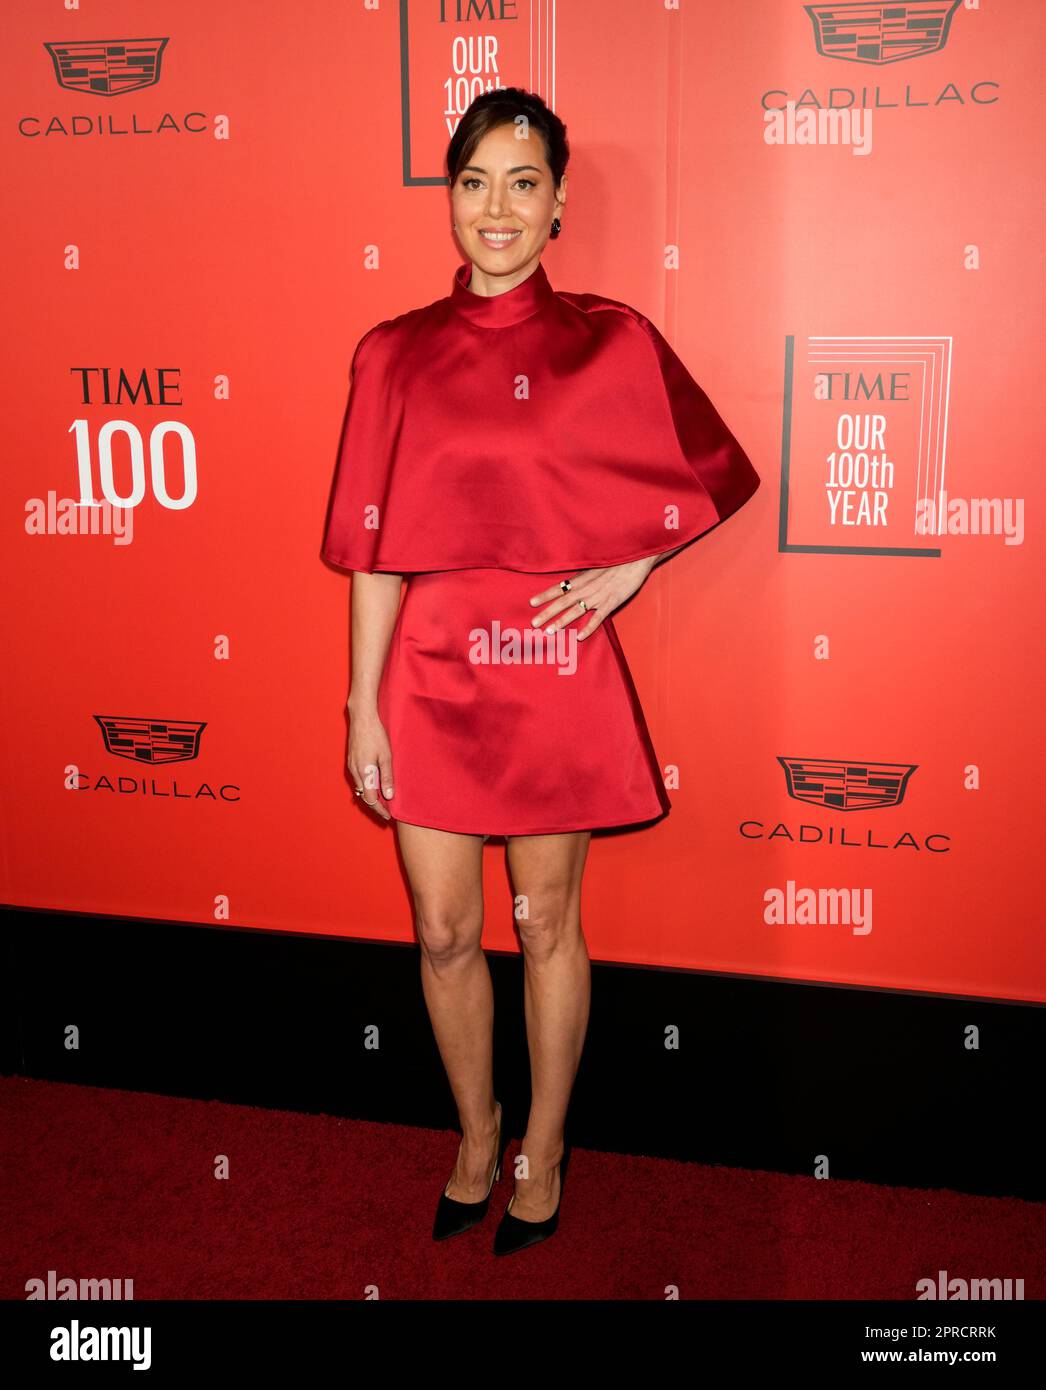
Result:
[44, 38, 169, 96]
[94, 715, 205, 765]
[805, 1, 962, 65]
[778, 756, 918, 810]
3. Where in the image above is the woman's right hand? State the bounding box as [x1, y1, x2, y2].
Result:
[347, 703, 394, 822]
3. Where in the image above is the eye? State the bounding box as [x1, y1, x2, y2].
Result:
[459, 176, 537, 192]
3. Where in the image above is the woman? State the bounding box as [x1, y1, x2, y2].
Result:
[322, 88, 760, 1255]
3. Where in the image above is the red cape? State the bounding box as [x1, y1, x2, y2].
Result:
[322, 259, 759, 575]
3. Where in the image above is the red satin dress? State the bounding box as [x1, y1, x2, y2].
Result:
[322, 259, 759, 836]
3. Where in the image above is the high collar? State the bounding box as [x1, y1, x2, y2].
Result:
[450, 259, 555, 328]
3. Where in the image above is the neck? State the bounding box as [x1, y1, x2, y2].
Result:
[465, 256, 543, 299]
[450, 257, 556, 329]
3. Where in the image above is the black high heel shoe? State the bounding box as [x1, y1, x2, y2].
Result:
[492, 1138, 572, 1256]
[432, 1100, 507, 1241]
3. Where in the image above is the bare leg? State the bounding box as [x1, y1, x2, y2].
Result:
[504, 830, 591, 1221]
[395, 820, 500, 1200]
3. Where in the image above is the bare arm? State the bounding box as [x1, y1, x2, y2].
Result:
[645, 541, 686, 572]
[348, 570, 402, 711]
[345, 570, 403, 820]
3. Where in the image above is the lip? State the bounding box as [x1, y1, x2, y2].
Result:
[477, 228, 523, 249]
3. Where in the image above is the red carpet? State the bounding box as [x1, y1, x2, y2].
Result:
[1, 1076, 1041, 1300]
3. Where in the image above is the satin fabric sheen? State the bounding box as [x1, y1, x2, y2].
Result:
[322, 260, 760, 835]
[323, 259, 760, 574]
[377, 568, 671, 836]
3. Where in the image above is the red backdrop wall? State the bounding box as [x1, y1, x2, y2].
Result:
[2, 0, 1042, 1003]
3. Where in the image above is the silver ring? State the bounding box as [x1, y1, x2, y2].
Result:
[560, 579, 571, 593]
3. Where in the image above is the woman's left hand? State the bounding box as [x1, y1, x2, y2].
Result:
[528, 558, 657, 640]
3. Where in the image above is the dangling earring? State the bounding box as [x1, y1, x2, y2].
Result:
[550, 217, 562, 239]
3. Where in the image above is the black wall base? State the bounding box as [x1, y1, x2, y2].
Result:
[2, 905, 1041, 1201]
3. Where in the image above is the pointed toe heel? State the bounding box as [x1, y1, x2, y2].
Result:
[493, 1139, 572, 1256]
[432, 1100, 507, 1242]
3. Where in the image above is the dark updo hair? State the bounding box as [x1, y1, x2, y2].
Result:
[445, 86, 569, 192]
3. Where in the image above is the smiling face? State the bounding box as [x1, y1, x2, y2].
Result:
[450, 120, 567, 294]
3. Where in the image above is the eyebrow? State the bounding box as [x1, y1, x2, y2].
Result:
[461, 165, 542, 175]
